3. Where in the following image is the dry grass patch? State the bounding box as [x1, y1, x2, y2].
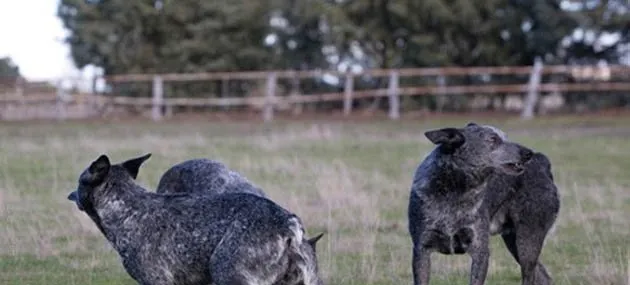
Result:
[1, 118, 629, 285]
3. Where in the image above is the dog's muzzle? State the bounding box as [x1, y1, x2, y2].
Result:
[67, 191, 85, 211]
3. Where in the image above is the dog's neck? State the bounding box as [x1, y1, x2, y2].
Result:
[431, 152, 492, 193]
[86, 179, 150, 251]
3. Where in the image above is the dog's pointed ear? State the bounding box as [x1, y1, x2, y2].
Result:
[307, 232, 325, 250]
[67, 191, 78, 202]
[88, 155, 111, 180]
[424, 128, 465, 151]
[121, 153, 152, 179]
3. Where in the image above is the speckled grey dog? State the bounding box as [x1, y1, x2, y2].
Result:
[156, 158, 266, 198]
[485, 152, 559, 285]
[67, 154, 324, 285]
[408, 123, 534, 285]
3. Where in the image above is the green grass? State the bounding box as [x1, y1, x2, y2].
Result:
[1, 114, 629, 285]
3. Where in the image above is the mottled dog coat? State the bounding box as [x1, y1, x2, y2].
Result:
[156, 158, 266, 198]
[408, 123, 535, 285]
[67, 154, 324, 285]
[485, 152, 559, 285]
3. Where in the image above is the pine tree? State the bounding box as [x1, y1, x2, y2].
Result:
[0, 57, 20, 77]
[562, 0, 630, 63]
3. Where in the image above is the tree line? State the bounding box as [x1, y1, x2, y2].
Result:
[53, 0, 630, 112]
[57, 0, 628, 73]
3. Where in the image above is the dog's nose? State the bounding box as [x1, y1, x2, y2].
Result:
[520, 148, 533, 162]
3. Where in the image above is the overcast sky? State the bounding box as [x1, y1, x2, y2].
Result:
[0, 0, 81, 81]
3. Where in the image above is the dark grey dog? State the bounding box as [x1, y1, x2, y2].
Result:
[67, 154, 324, 285]
[408, 123, 537, 285]
[485, 151, 559, 285]
[155, 158, 266, 198]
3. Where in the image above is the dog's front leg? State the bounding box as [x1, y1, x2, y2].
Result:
[468, 231, 490, 285]
[412, 244, 431, 285]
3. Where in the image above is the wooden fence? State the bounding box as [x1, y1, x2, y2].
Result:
[1, 63, 629, 121]
[0, 76, 101, 121]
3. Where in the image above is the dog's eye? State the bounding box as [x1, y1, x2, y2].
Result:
[489, 136, 500, 144]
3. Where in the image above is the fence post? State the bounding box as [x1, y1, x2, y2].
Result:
[88, 75, 98, 117]
[152, 75, 164, 121]
[521, 57, 543, 120]
[436, 74, 446, 113]
[343, 73, 354, 116]
[220, 77, 229, 112]
[388, 70, 400, 120]
[91, 75, 98, 95]
[15, 77, 25, 110]
[263, 72, 277, 122]
[290, 74, 302, 115]
[55, 79, 67, 121]
[15, 76, 24, 97]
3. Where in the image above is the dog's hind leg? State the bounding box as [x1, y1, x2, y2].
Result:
[501, 230, 551, 285]
[212, 275, 258, 285]
[210, 256, 276, 285]
[412, 245, 431, 285]
[534, 263, 552, 285]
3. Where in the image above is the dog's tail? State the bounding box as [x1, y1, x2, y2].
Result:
[287, 216, 322, 285]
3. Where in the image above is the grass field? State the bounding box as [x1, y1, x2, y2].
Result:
[1, 114, 629, 285]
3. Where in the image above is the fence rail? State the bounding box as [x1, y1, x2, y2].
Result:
[1, 64, 629, 121]
[104, 65, 629, 82]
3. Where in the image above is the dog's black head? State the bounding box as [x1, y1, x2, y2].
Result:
[425, 122, 533, 176]
[67, 153, 152, 212]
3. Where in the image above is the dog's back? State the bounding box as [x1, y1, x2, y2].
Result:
[487, 152, 560, 235]
[156, 158, 266, 197]
[101, 189, 319, 284]
[194, 193, 319, 285]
